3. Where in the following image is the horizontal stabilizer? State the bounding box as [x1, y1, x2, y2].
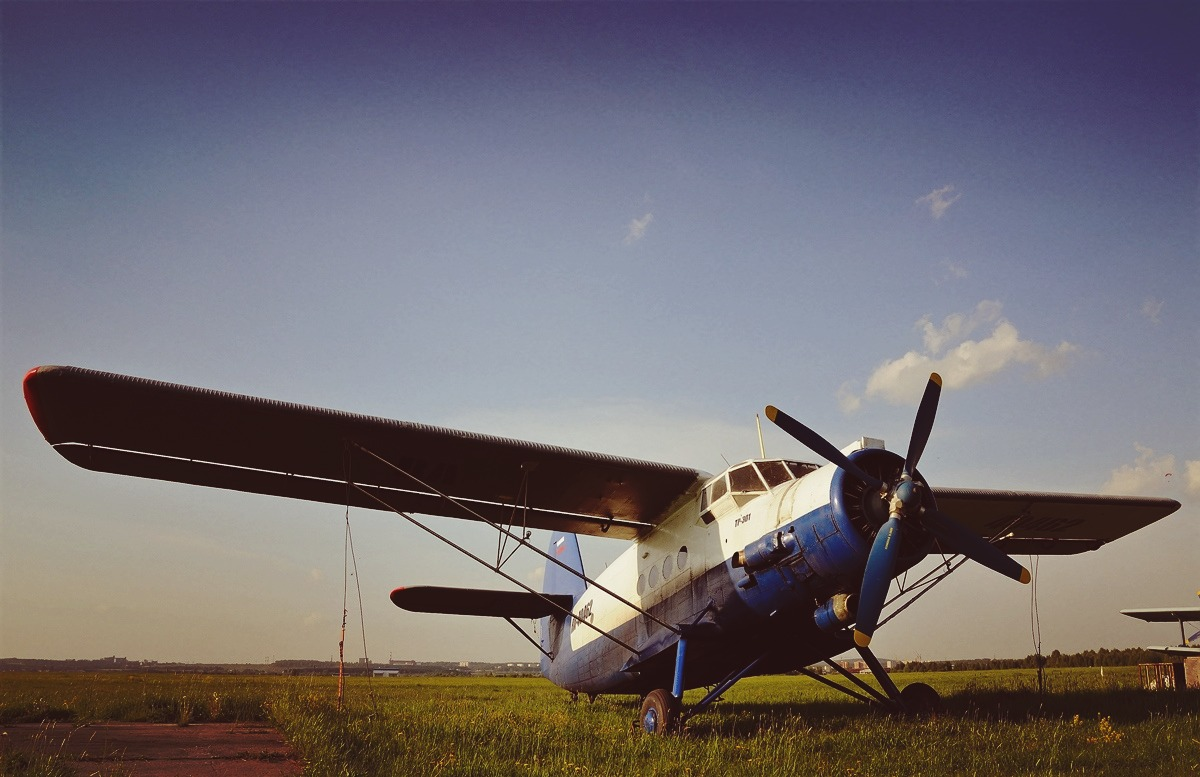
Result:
[390, 585, 573, 619]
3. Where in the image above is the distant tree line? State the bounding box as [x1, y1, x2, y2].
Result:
[900, 647, 1169, 672]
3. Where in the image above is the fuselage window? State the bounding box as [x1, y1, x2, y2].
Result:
[662, 553, 674, 580]
[637, 574, 647, 596]
[729, 464, 766, 493]
[756, 460, 793, 487]
[677, 546, 688, 569]
[648, 564, 660, 589]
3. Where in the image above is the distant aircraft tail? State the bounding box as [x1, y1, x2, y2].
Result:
[540, 532, 584, 670]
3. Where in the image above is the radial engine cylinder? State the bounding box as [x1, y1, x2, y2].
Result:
[813, 592, 858, 633]
[732, 530, 797, 571]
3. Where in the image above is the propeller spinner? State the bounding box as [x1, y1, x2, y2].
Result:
[767, 373, 1030, 648]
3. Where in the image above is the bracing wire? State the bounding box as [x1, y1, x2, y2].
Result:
[1029, 554, 1044, 701]
[345, 506, 377, 710]
[338, 444, 376, 711]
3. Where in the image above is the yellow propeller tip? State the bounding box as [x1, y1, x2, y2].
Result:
[930, 373, 943, 387]
[764, 406, 778, 421]
[1020, 568, 1032, 585]
[853, 630, 872, 647]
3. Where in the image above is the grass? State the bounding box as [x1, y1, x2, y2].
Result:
[1, 668, 1197, 775]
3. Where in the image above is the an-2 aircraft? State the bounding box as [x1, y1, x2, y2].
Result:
[23, 365, 1181, 732]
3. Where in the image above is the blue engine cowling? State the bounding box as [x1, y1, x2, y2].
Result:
[731, 448, 936, 623]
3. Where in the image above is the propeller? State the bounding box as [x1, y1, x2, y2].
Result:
[766, 372, 1030, 647]
[764, 406, 885, 492]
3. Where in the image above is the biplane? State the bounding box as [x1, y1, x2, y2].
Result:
[1121, 594, 1200, 658]
[23, 365, 1181, 732]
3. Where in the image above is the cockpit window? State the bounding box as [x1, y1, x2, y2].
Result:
[756, 460, 793, 487]
[729, 464, 766, 493]
[710, 476, 728, 502]
[785, 460, 819, 478]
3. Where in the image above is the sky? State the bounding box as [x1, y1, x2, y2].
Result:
[1, 2, 1196, 666]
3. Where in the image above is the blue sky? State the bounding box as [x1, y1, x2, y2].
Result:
[2, 2, 1196, 664]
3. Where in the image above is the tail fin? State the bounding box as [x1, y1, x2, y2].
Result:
[544, 532, 585, 600]
[540, 532, 584, 667]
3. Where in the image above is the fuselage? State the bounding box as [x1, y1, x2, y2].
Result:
[540, 439, 932, 695]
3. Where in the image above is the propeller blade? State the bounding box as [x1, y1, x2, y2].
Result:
[922, 509, 1031, 584]
[853, 515, 903, 647]
[904, 373, 942, 477]
[764, 406, 885, 492]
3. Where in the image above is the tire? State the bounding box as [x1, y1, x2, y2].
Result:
[899, 682, 942, 716]
[639, 689, 679, 734]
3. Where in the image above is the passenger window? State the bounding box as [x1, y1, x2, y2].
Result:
[648, 564, 660, 589]
[637, 574, 647, 596]
[729, 464, 766, 493]
[677, 546, 689, 569]
[663, 554, 674, 580]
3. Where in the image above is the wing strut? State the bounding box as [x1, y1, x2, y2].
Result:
[874, 513, 1031, 632]
[352, 442, 681, 638]
[351, 479, 639, 654]
[347, 442, 681, 653]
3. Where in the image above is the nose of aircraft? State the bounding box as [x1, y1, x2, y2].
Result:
[767, 372, 1030, 647]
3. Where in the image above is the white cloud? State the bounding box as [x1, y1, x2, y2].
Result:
[841, 302, 1077, 408]
[1101, 443, 1200, 498]
[915, 184, 962, 220]
[938, 259, 969, 282]
[623, 212, 654, 245]
[836, 381, 863, 414]
[1187, 460, 1200, 497]
[1141, 297, 1164, 325]
[917, 300, 1003, 355]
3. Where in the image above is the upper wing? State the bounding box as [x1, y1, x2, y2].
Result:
[1119, 607, 1200, 623]
[931, 487, 1181, 555]
[23, 365, 708, 539]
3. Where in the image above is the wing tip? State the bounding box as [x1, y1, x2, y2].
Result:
[23, 365, 60, 440]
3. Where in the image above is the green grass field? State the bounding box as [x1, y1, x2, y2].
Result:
[1, 668, 1196, 776]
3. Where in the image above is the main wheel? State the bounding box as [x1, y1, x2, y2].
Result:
[639, 689, 679, 734]
[899, 682, 942, 716]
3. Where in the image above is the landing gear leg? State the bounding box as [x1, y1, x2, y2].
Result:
[856, 645, 941, 715]
[639, 637, 688, 734]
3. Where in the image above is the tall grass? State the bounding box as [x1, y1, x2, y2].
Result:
[2, 669, 1197, 776]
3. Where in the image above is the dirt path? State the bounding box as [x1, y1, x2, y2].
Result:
[1, 721, 303, 776]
